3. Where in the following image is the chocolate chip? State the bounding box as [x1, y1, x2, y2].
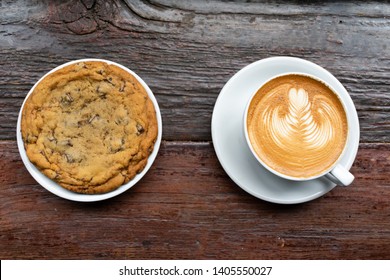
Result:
[96, 86, 107, 99]
[64, 153, 74, 163]
[77, 120, 88, 127]
[60, 92, 74, 106]
[58, 139, 73, 147]
[114, 117, 128, 125]
[104, 77, 115, 86]
[136, 123, 144, 135]
[65, 92, 73, 102]
[110, 146, 123, 153]
[109, 137, 125, 153]
[77, 62, 87, 69]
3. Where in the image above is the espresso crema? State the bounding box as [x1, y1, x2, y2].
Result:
[247, 74, 348, 178]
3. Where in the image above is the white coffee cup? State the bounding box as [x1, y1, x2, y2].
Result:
[243, 72, 355, 186]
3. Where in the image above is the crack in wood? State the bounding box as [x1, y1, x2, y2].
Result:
[120, 0, 185, 23]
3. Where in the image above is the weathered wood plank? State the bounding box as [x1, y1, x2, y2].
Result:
[0, 0, 389, 141]
[1, 141, 389, 259]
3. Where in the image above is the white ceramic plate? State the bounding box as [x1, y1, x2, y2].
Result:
[211, 56, 360, 204]
[17, 59, 162, 202]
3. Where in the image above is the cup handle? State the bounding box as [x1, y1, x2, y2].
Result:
[325, 164, 354, 186]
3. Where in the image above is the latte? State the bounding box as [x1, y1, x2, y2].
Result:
[246, 74, 348, 179]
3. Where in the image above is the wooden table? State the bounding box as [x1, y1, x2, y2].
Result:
[1, 0, 389, 259]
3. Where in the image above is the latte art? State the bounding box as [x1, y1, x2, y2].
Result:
[266, 87, 336, 151]
[247, 74, 348, 178]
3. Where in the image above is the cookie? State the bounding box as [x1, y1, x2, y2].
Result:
[21, 61, 158, 194]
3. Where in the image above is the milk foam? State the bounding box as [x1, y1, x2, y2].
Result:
[247, 75, 348, 178]
[265, 87, 335, 152]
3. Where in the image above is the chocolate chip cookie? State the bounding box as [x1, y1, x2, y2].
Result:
[21, 61, 158, 194]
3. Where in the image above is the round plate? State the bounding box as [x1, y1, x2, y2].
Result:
[17, 59, 162, 202]
[211, 56, 360, 204]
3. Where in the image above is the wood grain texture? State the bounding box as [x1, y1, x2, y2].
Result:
[1, 0, 389, 261]
[0, 0, 389, 141]
[1, 141, 389, 259]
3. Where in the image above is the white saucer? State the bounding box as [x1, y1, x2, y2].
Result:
[211, 57, 360, 204]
